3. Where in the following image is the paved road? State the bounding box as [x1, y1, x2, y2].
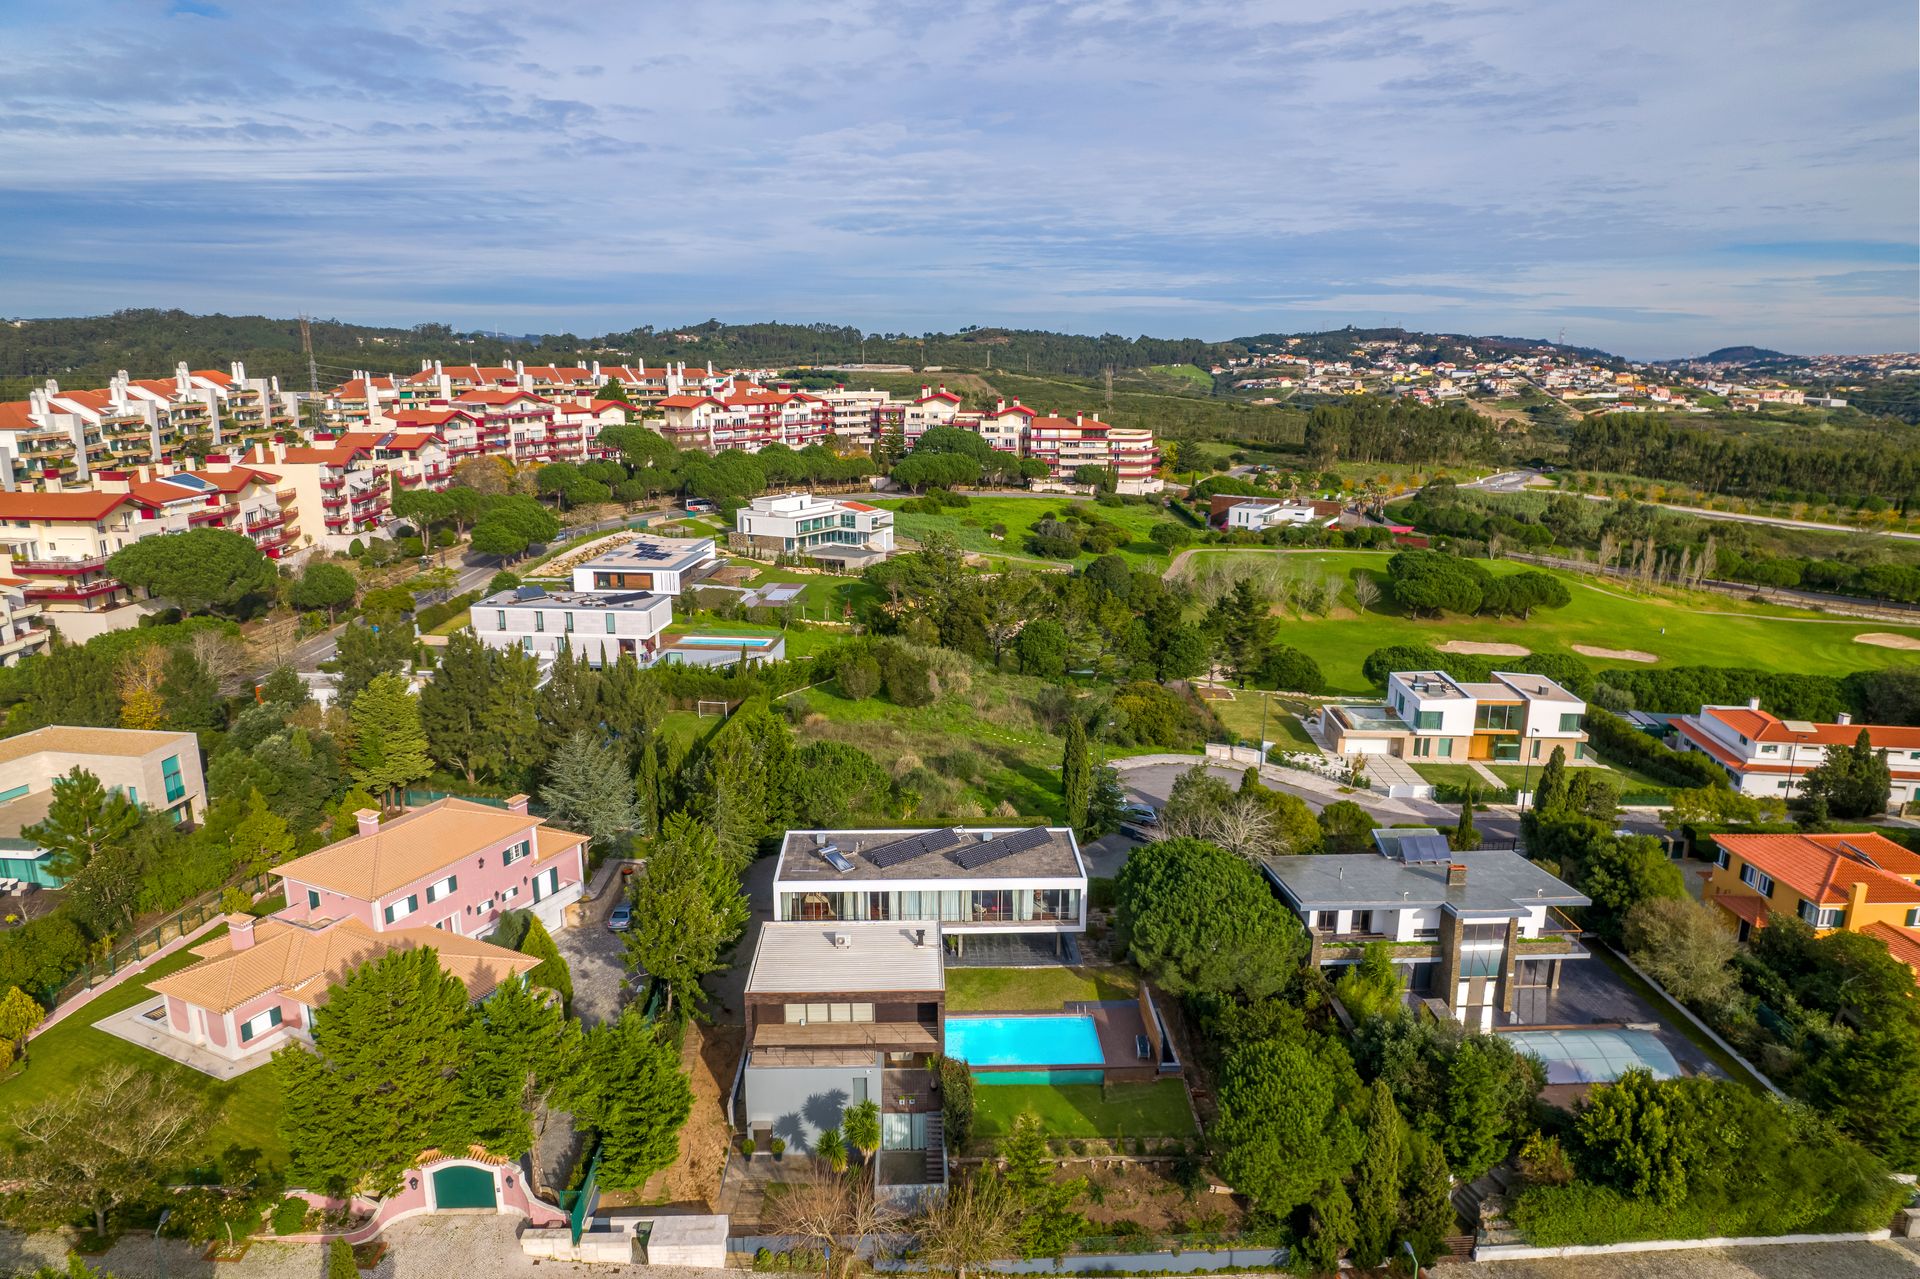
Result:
[1476, 1240, 1920, 1279]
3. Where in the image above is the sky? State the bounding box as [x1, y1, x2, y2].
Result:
[1, 0, 1916, 359]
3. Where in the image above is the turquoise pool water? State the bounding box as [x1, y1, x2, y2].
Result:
[674, 634, 778, 648]
[945, 1014, 1103, 1067]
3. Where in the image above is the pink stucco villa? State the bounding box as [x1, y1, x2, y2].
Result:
[145, 796, 588, 1069]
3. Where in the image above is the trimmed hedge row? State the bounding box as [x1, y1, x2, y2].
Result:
[1584, 707, 1725, 790]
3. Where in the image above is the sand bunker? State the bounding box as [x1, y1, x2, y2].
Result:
[1854, 632, 1920, 651]
[1573, 644, 1659, 663]
[1437, 640, 1531, 657]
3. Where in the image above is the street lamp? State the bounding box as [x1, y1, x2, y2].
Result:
[155, 1207, 172, 1279]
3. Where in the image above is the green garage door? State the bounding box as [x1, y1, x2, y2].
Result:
[431, 1164, 497, 1210]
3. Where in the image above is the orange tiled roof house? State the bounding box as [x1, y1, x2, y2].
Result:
[1702, 830, 1920, 979]
[147, 797, 587, 1069]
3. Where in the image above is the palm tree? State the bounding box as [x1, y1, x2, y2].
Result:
[815, 1127, 849, 1175]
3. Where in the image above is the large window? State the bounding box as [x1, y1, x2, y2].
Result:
[239, 1006, 283, 1043]
[1740, 864, 1775, 896]
[530, 866, 560, 902]
[783, 1002, 875, 1025]
[593, 571, 654, 591]
[1475, 703, 1521, 732]
[161, 755, 185, 804]
[1559, 712, 1584, 733]
[1414, 710, 1443, 731]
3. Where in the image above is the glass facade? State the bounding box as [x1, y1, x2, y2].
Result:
[779, 886, 1080, 925]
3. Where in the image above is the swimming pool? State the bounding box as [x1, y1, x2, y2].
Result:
[1502, 1028, 1681, 1085]
[945, 1014, 1103, 1068]
[673, 634, 779, 649]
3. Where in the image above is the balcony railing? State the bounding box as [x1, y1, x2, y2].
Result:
[25, 578, 123, 601]
[14, 556, 109, 575]
[187, 504, 237, 526]
[319, 477, 345, 491]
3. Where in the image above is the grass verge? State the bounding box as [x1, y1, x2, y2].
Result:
[946, 966, 1138, 1013]
[972, 1081, 1196, 1140]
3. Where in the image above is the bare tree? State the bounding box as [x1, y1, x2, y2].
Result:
[767, 1166, 902, 1279]
[1349, 573, 1380, 614]
[8, 1064, 205, 1236]
[912, 1166, 1019, 1279]
[191, 629, 253, 697]
[1596, 530, 1619, 569]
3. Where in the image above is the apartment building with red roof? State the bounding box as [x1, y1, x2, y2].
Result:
[1675, 702, 1920, 806]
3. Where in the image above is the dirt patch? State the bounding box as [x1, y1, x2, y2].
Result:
[1854, 632, 1920, 651]
[1437, 640, 1531, 657]
[612, 1020, 739, 1211]
[1572, 644, 1659, 663]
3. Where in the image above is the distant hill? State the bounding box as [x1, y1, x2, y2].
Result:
[1666, 345, 1803, 367]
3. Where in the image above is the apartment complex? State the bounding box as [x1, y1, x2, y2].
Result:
[0, 577, 49, 667]
[1674, 703, 1920, 805]
[1702, 831, 1920, 974]
[1263, 828, 1591, 1030]
[1315, 670, 1588, 763]
[731, 492, 894, 565]
[0, 727, 207, 888]
[771, 826, 1087, 960]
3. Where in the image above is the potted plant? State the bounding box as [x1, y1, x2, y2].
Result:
[770, 1137, 786, 1161]
[740, 1136, 756, 1158]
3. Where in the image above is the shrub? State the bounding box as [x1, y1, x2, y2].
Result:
[937, 1054, 974, 1148]
[1585, 708, 1725, 790]
[328, 1236, 358, 1279]
[271, 1196, 312, 1236]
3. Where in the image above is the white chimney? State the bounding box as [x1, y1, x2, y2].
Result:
[354, 808, 380, 836]
[1748, 697, 1762, 711]
[1836, 712, 1852, 726]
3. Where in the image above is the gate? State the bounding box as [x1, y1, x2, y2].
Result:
[431, 1163, 499, 1210]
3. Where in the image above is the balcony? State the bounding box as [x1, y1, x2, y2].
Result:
[323, 514, 348, 529]
[246, 513, 286, 533]
[14, 556, 109, 575]
[25, 578, 124, 602]
[275, 488, 297, 503]
[319, 476, 345, 491]
[0, 627, 50, 656]
[187, 504, 237, 526]
[395, 473, 422, 487]
[321, 494, 346, 510]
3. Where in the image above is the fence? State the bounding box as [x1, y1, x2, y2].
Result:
[47, 871, 272, 1010]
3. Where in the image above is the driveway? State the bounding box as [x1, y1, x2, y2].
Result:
[1478, 1240, 1920, 1279]
[556, 864, 639, 1028]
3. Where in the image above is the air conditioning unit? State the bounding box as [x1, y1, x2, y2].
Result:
[831, 932, 851, 949]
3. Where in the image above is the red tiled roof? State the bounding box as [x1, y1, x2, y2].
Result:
[1862, 922, 1920, 973]
[0, 401, 34, 431]
[657, 394, 720, 409]
[1712, 832, 1920, 907]
[1702, 705, 1920, 751]
[0, 491, 133, 521]
[454, 390, 551, 407]
[1711, 892, 1771, 928]
[840, 500, 878, 512]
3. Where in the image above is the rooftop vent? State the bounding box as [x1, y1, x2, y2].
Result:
[1447, 863, 1468, 888]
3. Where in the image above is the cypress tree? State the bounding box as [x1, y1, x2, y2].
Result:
[160, 646, 223, 732]
[1398, 1132, 1460, 1265]
[567, 1008, 693, 1191]
[440, 978, 581, 1160]
[1302, 1178, 1357, 1274]
[420, 631, 491, 782]
[634, 737, 662, 839]
[1352, 1080, 1406, 1267]
[1449, 784, 1481, 851]
[347, 672, 432, 803]
[1532, 746, 1569, 816]
[517, 915, 574, 1014]
[1061, 716, 1091, 831]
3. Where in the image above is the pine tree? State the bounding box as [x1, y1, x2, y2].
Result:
[999, 1111, 1087, 1259]
[260, 663, 310, 707]
[231, 788, 296, 876]
[1061, 716, 1091, 831]
[634, 738, 663, 839]
[516, 915, 574, 1014]
[540, 729, 640, 851]
[598, 651, 662, 745]
[347, 672, 432, 802]
[1302, 1178, 1357, 1274]
[277, 947, 472, 1196]
[478, 644, 545, 783]
[1351, 1080, 1405, 1267]
[563, 1008, 693, 1191]
[625, 812, 745, 1015]
[24, 768, 140, 882]
[28, 641, 119, 727]
[1801, 728, 1893, 818]
[538, 643, 600, 754]
[420, 631, 491, 782]
[160, 646, 223, 732]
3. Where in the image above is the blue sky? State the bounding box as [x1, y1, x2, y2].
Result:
[1, 1, 1915, 358]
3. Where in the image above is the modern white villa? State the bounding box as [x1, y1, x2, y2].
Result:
[1315, 669, 1588, 763]
[732, 493, 894, 566]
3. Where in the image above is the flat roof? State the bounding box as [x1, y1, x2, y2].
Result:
[574, 535, 714, 575]
[746, 922, 946, 994]
[1262, 848, 1589, 914]
[776, 826, 1084, 884]
[0, 725, 193, 770]
[477, 586, 669, 612]
[1491, 671, 1581, 702]
[0, 790, 55, 844]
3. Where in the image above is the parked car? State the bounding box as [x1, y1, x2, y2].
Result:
[606, 901, 633, 932]
[1121, 803, 1159, 827]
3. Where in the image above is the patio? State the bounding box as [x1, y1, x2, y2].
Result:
[92, 995, 269, 1081]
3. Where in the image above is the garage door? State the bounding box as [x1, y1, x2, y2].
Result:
[431, 1164, 497, 1210]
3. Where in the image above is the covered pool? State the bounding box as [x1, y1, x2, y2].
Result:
[1501, 1027, 1682, 1085]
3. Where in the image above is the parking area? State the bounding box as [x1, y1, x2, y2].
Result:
[556, 864, 639, 1027]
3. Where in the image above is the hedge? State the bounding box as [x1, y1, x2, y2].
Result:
[1511, 1184, 1718, 1247]
[1584, 707, 1725, 790]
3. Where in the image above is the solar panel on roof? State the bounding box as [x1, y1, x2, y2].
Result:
[864, 826, 962, 869]
[951, 827, 1051, 871]
[820, 845, 855, 873]
[1398, 834, 1453, 863]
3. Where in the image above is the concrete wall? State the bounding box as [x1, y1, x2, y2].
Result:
[744, 1059, 880, 1149]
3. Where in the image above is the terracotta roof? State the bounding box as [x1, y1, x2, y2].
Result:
[1702, 705, 1920, 751]
[1709, 891, 1771, 928]
[987, 403, 1035, 417]
[189, 369, 235, 387]
[585, 400, 632, 414]
[454, 390, 551, 407]
[336, 430, 441, 452]
[535, 825, 589, 864]
[391, 410, 476, 427]
[1030, 415, 1112, 432]
[840, 500, 879, 512]
[1862, 922, 1920, 973]
[0, 401, 36, 431]
[0, 491, 133, 521]
[151, 914, 538, 1014]
[274, 798, 562, 901]
[0, 725, 192, 768]
[1712, 832, 1920, 906]
[657, 394, 719, 409]
[278, 445, 367, 465]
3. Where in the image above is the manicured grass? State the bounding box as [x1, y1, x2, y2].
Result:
[946, 966, 1137, 1013]
[0, 928, 289, 1176]
[1207, 690, 1318, 749]
[1172, 549, 1920, 695]
[428, 607, 471, 636]
[738, 566, 881, 620]
[1409, 763, 1493, 791]
[871, 495, 1180, 570]
[972, 1081, 1196, 1140]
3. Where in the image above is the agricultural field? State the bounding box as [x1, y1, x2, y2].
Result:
[870, 494, 1183, 570]
[1168, 549, 1920, 695]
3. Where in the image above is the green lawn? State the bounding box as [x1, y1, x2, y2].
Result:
[1147, 363, 1215, 389]
[946, 966, 1137, 1013]
[1172, 549, 1920, 695]
[428, 607, 471, 636]
[1409, 763, 1494, 792]
[1206, 690, 1318, 749]
[871, 495, 1181, 570]
[737, 565, 881, 621]
[0, 929, 288, 1178]
[973, 1081, 1196, 1141]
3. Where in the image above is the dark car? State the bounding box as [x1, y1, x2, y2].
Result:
[606, 901, 633, 932]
